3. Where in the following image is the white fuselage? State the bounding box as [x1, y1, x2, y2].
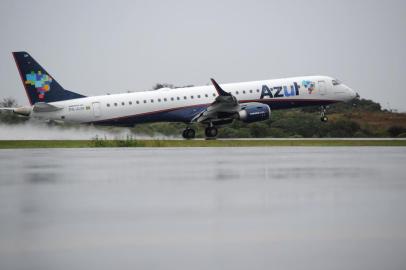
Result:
[29, 75, 356, 126]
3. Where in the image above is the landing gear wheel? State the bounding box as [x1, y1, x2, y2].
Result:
[321, 116, 328, 122]
[182, 128, 195, 139]
[205, 126, 218, 138]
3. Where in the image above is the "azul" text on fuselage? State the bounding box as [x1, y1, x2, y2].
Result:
[260, 82, 300, 99]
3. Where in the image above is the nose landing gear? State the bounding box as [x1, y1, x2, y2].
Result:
[320, 106, 328, 122]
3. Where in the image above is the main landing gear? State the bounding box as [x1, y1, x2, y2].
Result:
[320, 106, 328, 122]
[181, 124, 218, 139]
[182, 127, 195, 139]
[205, 125, 218, 138]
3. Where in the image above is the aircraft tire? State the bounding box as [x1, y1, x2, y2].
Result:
[205, 126, 218, 138]
[182, 128, 195, 139]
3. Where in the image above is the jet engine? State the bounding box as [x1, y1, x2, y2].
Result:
[238, 103, 271, 123]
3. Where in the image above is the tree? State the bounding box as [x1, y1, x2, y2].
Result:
[152, 83, 174, 90]
[387, 126, 406, 137]
[0, 97, 27, 124]
[0, 97, 18, 108]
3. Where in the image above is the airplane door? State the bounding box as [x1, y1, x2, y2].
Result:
[318, 81, 326, 95]
[92, 102, 101, 118]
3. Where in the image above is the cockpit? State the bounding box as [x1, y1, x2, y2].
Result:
[329, 78, 359, 100]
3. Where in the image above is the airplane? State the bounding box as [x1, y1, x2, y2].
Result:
[1, 52, 359, 139]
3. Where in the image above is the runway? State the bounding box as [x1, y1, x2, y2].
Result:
[0, 147, 405, 270]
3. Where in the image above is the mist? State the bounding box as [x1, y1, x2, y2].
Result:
[0, 121, 173, 140]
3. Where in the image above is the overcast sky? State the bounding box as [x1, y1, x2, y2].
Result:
[0, 0, 405, 111]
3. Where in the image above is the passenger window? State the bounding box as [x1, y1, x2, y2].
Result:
[114, 103, 117, 106]
[249, 90, 253, 93]
[184, 96, 187, 100]
[205, 94, 208, 97]
[129, 101, 132, 105]
[212, 93, 216, 97]
[107, 103, 110, 107]
[256, 89, 260, 93]
[158, 98, 161, 102]
[164, 98, 167, 102]
[190, 96, 194, 99]
[197, 95, 201, 98]
[150, 99, 154, 103]
[243, 90, 246, 94]
[136, 101, 139, 104]
[177, 97, 180, 100]
[143, 100, 147, 103]
[236, 91, 239, 95]
[171, 97, 174, 101]
[121, 102, 125, 106]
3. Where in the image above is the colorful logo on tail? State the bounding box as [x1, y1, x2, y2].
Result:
[302, 80, 315, 94]
[25, 71, 52, 99]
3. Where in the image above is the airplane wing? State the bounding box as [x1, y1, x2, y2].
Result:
[192, 78, 242, 124]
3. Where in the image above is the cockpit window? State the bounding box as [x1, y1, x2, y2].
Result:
[332, 79, 341, 85]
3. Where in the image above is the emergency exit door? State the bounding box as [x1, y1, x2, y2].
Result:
[92, 102, 101, 118]
[318, 81, 326, 95]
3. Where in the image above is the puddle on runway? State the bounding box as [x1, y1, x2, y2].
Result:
[0, 147, 406, 270]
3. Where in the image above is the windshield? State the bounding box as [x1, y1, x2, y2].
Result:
[332, 79, 341, 86]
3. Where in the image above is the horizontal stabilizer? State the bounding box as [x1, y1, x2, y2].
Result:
[32, 102, 63, 112]
[0, 106, 31, 116]
[0, 107, 16, 111]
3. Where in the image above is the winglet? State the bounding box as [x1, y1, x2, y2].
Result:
[210, 78, 231, 96]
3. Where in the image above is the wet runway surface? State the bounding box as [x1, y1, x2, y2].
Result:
[0, 147, 406, 270]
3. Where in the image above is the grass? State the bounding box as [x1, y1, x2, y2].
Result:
[0, 138, 405, 148]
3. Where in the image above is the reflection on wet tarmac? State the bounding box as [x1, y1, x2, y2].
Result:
[0, 147, 405, 270]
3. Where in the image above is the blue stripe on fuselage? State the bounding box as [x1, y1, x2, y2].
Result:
[93, 105, 208, 126]
[90, 99, 338, 126]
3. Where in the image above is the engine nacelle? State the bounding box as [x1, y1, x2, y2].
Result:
[238, 103, 271, 123]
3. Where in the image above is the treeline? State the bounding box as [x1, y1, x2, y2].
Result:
[120, 97, 406, 138]
[1, 92, 406, 138]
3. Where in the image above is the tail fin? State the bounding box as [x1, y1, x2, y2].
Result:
[12, 51, 85, 105]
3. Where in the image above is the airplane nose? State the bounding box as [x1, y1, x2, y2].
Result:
[341, 83, 359, 101]
[347, 86, 359, 100]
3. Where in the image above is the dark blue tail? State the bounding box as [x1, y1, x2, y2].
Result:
[13, 51, 85, 105]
